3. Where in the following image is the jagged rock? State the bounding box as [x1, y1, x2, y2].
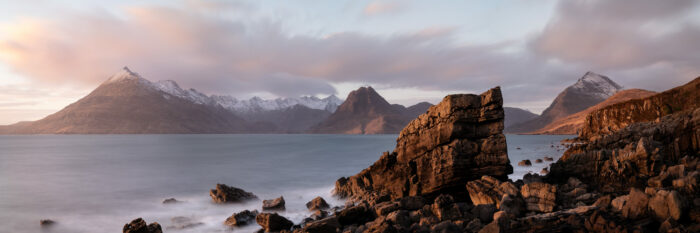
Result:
[162, 198, 180, 204]
[209, 184, 257, 204]
[306, 196, 330, 211]
[262, 196, 286, 211]
[431, 195, 462, 221]
[40, 219, 55, 226]
[466, 176, 519, 206]
[620, 188, 649, 219]
[303, 216, 340, 233]
[225, 210, 258, 227]
[255, 213, 293, 232]
[521, 182, 556, 213]
[167, 216, 203, 230]
[518, 160, 532, 166]
[648, 189, 684, 221]
[335, 87, 512, 201]
[123, 218, 162, 233]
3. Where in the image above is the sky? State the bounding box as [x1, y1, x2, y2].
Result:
[0, 0, 699, 124]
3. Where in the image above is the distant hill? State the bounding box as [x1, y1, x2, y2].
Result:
[309, 87, 430, 134]
[506, 71, 622, 133]
[503, 107, 538, 130]
[533, 89, 656, 134]
[0, 67, 250, 134]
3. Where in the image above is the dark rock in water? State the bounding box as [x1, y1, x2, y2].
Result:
[262, 196, 285, 211]
[518, 160, 532, 166]
[303, 216, 340, 233]
[543, 156, 554, 162]
[162, 198, 180, 204]
[535, 159, 543, 163]
[466, 175, 518, 206]
[521, 182, 556, 213]
[209, 184, 257, 204]
[166, 216, 203, 230]
[40, 219, 55, 226]
[255, 213, 293, 232]
[123, 218, 162, 233]
[334, 87, 511, 202]
[540, 168, 549, 175]
[225, 210, 258, 227]
[306, 196, 330, 211]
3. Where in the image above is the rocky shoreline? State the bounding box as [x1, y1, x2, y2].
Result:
[121, 79, 699, 233]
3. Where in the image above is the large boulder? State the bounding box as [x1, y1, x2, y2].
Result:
[521, 182, 556, 213]
[335, 87, 512, 201]
[255, 213, 293, 232]
[466, 175, 519, 206]
[648, 189, 684, 221]
[224, 210, 258, 227]
[620, 188, 649, 219]
[209, 184, 257, 204]
[262, 196, 286, 211]
[306, 196, 330, 211]
[123, 218, 162, 233]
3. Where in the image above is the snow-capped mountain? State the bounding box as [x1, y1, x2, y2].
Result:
[210, 95, 343, 113]
[571, 71, 622, 99]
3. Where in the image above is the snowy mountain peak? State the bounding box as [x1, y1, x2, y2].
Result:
[572, 71, 622, 98]
[104, 66, 146, 84]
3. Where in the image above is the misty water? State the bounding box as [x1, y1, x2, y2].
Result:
[0, 134, 571, 233]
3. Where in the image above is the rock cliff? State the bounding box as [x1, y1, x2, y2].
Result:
[334, 87, 512, 201]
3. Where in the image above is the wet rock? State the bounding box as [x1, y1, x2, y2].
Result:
[303, 216, 340, 233]
[432, 194, 462, 221]
[209, 184, 257, 204]
[521, 182, 556, 213]
[167, 216, 203, 230]
[648, 189, 684, 221]
[543, 156, 554, 162]
[518, 160, 532, 166]
[334, 87, 512, 201]
[540, 168, 549, 175]
[311, 210, 329, 220]
[262, 196, 286, 211]
[162, 198, 180, 204]
[123, 218, 162, 233]
[225, 210, 258, 227]
[256, 213, 293, 232]
[40, 219, 55, 227]
[466, 175, 519, 206]
[535, 159, 543, 163]
[306, 196, 330, 211]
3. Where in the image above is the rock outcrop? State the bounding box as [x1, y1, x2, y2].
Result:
[209, 184, 258, 204]
[262, 196, 286, 211]
[123, 218, 162, 233]
[334, 87, 512, 201]
[306, 196, 330, 211]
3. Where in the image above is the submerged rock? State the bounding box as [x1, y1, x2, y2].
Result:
[518, 160, 532, 166]
[123, 218, 162, 233]
[162, 198, 180, 204]
[40, 219, 55, 227]
[225, 210, 258, 227]
[262, 196, 285, 211]
[166, 216, 203, 230]
[335, 87, 512, 201]
[209, 184, 257, 204]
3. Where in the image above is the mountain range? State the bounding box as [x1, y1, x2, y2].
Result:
[0, 67, 429, 134]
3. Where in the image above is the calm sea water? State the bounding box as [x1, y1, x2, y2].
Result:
[0, 134, 571, 233]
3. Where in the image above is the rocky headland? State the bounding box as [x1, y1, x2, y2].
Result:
[123, 78, 699, 233]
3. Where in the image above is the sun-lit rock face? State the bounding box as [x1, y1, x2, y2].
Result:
[334, 86, 512, 202]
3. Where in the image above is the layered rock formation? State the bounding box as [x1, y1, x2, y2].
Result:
[334, 87, 512, 201]
[580, 77, 699, 140]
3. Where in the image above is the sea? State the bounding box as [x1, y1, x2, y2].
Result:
[0, 134, 572, 233]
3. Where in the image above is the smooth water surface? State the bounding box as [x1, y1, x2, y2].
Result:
[0, 134, 571, 233]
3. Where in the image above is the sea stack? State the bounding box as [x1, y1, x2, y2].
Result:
[334, 87, 511, 201]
